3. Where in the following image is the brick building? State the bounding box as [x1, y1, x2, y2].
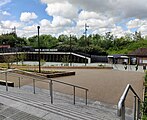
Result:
[128, 48, 147, 65]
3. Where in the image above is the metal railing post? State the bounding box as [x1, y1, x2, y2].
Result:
[18, 77, 21, 88]
[33, 79, 35, 94]
[85, 89, 88, 105]
[121, 101, 125, 120]
[50, 80, 53, 104]
[137, 99, 141, 120]
[117, 84, 142, 120]
[0, 69, 89, 106]
[5, 72, 8, 91]
[73, 86, 75, 105]
[134, 96, 136, 120]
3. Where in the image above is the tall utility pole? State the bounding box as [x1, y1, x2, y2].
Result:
[37, 26, 41, 73]
[12, 26, 16, 35]
[84, 23, 89, 66]
[84, 23, 89, 46]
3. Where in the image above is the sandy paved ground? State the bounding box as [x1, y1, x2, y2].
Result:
[0, 68, 144, 107]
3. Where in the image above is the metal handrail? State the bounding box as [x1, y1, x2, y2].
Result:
[0, 69, 88, 105]
[10, 69, 88, 91]
[117, 84, 141, 120]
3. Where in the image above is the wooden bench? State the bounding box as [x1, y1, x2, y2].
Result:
[0, 80, 14, 87]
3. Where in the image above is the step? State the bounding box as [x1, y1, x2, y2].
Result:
[0, 85, 132, 120]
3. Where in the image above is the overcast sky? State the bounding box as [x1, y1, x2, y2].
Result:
[0, 0, 147, 38]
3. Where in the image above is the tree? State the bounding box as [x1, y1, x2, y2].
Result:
[17, 53, 26, 65]
[40, 59, 46, 66]
[3, 55, 16, 69]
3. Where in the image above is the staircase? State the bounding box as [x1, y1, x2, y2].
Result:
[0, 85, 125, 120]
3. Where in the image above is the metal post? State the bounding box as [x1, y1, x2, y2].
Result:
[37, 26, 41, 73]
[18, 77, 20, 88]
[85, 90, 88, 105]
[134, 96, 136, 120]
[121, 101, 125, 120]
[137, 99, 141, 120]
[84, 23, 89, 66]
[69, 34, 72, 66]
[50, 80, 53, 104]
[5, 72, 8, 91]
[73, 86, 75, 105]
[33, 79, 35, 94]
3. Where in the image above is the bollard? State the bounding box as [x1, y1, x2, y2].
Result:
[33, 79, 35, 94]
[85, 89, 88, 105]
[50, 80, 53, 104]
[73, 86, 75, 105]
[5, 72, 8, 91]
[134, 96, 136, 120]
[18, 77, 21, 88]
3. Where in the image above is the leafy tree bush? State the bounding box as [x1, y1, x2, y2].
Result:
[3, 55, 16, 69]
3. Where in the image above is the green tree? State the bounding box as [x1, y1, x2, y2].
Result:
[17, 53, 26, 65]
[3, 55, 16, 69]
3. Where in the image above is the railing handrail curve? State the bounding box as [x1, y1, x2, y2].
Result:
[117, 84, 141, 117]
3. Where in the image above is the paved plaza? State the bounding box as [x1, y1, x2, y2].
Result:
[0, 64, 145, 107]
[0, 64, 145, 119]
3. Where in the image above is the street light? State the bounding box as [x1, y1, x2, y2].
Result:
[69, 34, 72, 66]
[37, 26, 41, 73]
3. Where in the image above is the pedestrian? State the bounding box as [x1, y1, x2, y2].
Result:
[143, 64, 146, 71]
[135, 64, 138, 71]
[124, 64, 127, 70]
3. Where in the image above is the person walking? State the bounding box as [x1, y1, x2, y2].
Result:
[124, 64, 127, 70]
[135, 64, 138, 71]
[143, 64, 146, 72]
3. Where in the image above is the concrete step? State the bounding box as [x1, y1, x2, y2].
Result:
[0, 85, 132, 120]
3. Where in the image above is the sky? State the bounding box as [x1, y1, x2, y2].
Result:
[0, 0, 147, 38]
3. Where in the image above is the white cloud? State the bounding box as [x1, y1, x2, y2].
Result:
[1, 20, 22, 29]
[111, 26, 125, 37]
[45, 1, 78, 19]
[41, 0, 66, 4]
[2, 0, 147, 37]
[1, 11, 11, 16]
[126, 19, 146, 29]
[70, 0, 147, 19]
[0, 0, 11, 7]
[51, 16, 72, 27]
[40, 19, 51, 27]
[138, 20, 147, 36]
[78, 10, 119, 32]
[20, 12, 38, 22]
[79, 11, 100, 20]
[42, 0, 147, 19]
[0, 20, 22, 35]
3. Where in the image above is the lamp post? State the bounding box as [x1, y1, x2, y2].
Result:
[69, 34, 72, 66]
[37, 26, 41, 73]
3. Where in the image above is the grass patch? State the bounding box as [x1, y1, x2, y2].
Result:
[0, 63, 8, 68]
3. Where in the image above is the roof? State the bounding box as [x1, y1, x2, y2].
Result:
[128, 48, 147, 56]
[108, 54, 128, 58]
